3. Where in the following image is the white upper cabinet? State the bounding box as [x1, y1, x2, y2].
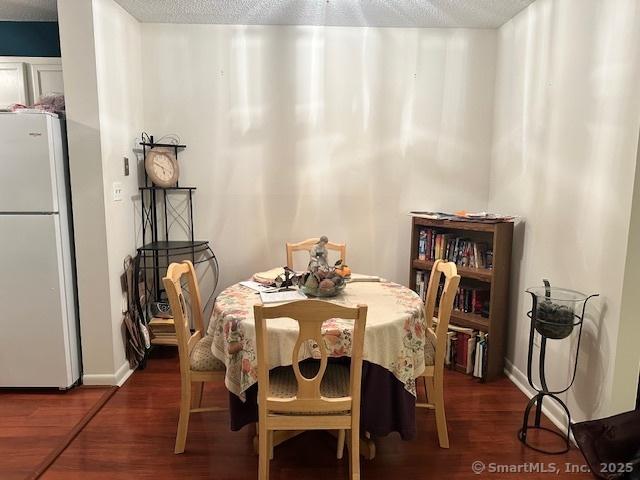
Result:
[30, 63, 64, 100]
[0, 62, 28, 108]
[0, 57, 63, 107]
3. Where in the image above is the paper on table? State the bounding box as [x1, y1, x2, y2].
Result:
[348, 273, 380, 282]
[253, 267, 285, 285]
[239, 280, 271, 292]
[259, 289, 307, 304]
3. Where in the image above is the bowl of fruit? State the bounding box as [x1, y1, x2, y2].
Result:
[300, 261, 351, 297]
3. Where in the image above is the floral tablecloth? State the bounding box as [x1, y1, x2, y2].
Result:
[208, 279, 426, 401]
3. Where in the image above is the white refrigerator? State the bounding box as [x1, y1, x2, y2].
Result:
[0, 111, 80, 388]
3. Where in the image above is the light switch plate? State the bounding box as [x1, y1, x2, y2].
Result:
[113, 182, 123, 202]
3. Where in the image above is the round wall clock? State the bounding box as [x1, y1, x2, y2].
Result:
[145, 147, 179, 188]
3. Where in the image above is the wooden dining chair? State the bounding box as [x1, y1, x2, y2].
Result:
[416, 259, 460, 449]
[163, 260, 226, 454]
[285, 238, 346, 269]
[254, 300, 368, 480]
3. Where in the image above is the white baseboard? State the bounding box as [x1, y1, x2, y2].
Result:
[115, 361, 134, 386]
[83, 360, 133, 387]
[504, 358, 576, 444]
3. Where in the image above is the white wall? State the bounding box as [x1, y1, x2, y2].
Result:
[60, 0, 640, 401]
[489, 0, 640, 421]
[612, 131, 640, 413]
[58, 0, 143, 385]
[140, 25, 497, 291]
[58, 0, 116, 381]
[92, 0, 144, 381]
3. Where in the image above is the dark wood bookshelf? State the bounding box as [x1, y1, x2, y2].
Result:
[412, 259, 492, 282]
[435, 308, 490, 331]
[409, 216, 513, 381]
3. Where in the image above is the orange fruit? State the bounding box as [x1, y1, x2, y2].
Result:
[336, 265, 351, 277]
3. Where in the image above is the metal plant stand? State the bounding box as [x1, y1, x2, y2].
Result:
[518, 281, 598, 454]
[134, 134, 219, 366]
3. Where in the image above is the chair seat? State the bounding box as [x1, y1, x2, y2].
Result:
[190, 335, 226, 372]
[424, 338, 435, 367]
[268, 363, 350, 414]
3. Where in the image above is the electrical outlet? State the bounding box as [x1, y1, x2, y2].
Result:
[112, 182, 123, 202]
[123, 157, 129, 176]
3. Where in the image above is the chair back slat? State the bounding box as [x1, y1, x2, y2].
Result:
[291, 319, 328, 399]
[424, 260, 461, 373]
[163, 261, 205, 375]
[285, 238, 346, 270]
[254, 300, 367, 413]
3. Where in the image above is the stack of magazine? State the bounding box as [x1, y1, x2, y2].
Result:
[409, 210, 514, 223]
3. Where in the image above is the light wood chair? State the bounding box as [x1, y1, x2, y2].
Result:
[416, 259, 460, 449]
[286, 238, 346, 269]
[254, 300, 367, 480]
[163, 260, 226, 454]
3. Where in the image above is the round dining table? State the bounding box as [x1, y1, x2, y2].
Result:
[207, 275, 428, 456]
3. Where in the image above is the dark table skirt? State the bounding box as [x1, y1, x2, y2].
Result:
[228, 359, 417, 440]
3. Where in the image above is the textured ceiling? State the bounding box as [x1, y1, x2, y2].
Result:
[113, 0, 536, 28]
[0, 0, 57, 21]
[0, 0, 536, 28]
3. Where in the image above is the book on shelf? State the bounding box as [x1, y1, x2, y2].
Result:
[473, 332, 488, 378]
[455, 331, 470, 372]
[445, 331, 455, 366]
[453, 286, 490, 316]
[432, 319, 488, 380]
[415, 271, 426, 300]
[150, 331, 176, 338]
[466, 335, 476, 374]
[416, 228, 493, 269]
[148, 317, 176, 335]
[414, 272, 490, 319]
[418, 230, 427, 260]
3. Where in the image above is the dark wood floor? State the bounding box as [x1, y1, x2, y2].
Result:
[1, 349, 591, 479]
[0, 385, 110, 480]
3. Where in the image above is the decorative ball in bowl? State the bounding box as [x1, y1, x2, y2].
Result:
[534, 299, 575, 339]
[299, 265, 350, 297]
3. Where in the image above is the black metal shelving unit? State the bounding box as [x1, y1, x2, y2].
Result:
[134, 135, 218, 349]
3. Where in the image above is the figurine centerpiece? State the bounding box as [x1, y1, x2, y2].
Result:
[299, 236, 351, 297]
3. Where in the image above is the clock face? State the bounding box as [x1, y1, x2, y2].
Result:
[145, 148, 179, 187]
[152, 153, 174, 182]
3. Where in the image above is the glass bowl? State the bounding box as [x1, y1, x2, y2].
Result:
[300, 282, 346, 298]
[526, 286, 587, 340]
